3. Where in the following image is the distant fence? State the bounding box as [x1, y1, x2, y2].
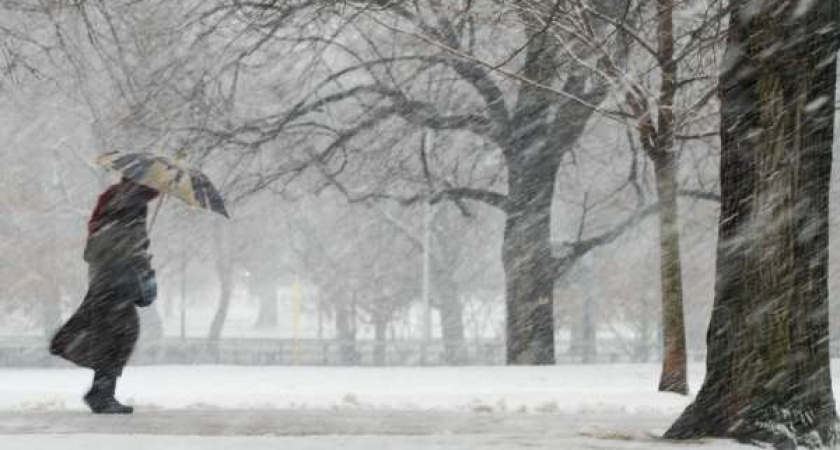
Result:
[7, 336, 840, 368]
[0, 337, 700, 367]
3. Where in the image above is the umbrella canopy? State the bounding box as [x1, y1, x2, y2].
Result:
[97, 151, 230, 218]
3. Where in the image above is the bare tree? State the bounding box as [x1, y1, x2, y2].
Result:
[666, 0, 840, 446]
[373, 195, 503, 364]
[181, 0, 644, 365]
[287, 194, 422, 364]
[45, 0, 720, 370]
[581, 0, 725, 393]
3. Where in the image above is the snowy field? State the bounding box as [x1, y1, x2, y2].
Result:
[0, 363, 759, 449]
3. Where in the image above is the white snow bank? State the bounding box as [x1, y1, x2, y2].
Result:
[0, 363, 764, 449]
[0, 363, 699, 414]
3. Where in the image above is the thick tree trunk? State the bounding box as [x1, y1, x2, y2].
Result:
[653, 154, 688, 395]
[500, 7, 563, 366]
[494, 1, 616, 365]
[503, 163, 559, 365]
[665, 1, 840, 446]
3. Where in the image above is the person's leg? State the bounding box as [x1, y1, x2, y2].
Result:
[84, 368, 133, 414]
[85, 291, 139, 415]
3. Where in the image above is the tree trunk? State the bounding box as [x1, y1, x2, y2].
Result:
[179, 253, 188, 339]
[437, 277, 466, 365]
[208, 226, 233, 340]
[208, 265, 233, 340]
[665, 1, 840, 445]
[581, 293, 596, 364]
[653, 153, 688, 394]
[335, 300, 359, 365]
[503, 163, 559, 365]
[373, 312, 387, 366]
[495, 1, 615, 365]
[635, 0, 688, 395]
[568, 291, 596, 363]
[500, 7, 563, 366]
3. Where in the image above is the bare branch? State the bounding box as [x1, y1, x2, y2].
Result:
[430, 187, 510, 212]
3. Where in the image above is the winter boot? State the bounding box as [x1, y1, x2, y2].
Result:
[84, 371, 134, 414]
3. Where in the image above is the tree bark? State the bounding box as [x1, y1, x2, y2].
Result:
[503, 161, 559, 365]
[653, 153, 688, 394]
[501, 11, 563, 365]
[639, 0, 688, 395]
[665, 1, 840, 446]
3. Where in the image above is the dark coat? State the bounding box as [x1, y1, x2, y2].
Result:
[50, 183, 157, 374]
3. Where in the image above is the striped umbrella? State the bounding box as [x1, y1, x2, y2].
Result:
[97, 151, 230, 219]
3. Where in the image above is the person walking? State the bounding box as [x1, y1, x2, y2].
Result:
[50, 178, 159, 414]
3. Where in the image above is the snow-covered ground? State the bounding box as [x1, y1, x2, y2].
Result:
[0, 433, 746, 450]
[0, 364, 700, 412]
[0, 363, 752, 449]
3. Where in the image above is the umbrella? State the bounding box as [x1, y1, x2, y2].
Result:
[97, 151, 230, 219]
